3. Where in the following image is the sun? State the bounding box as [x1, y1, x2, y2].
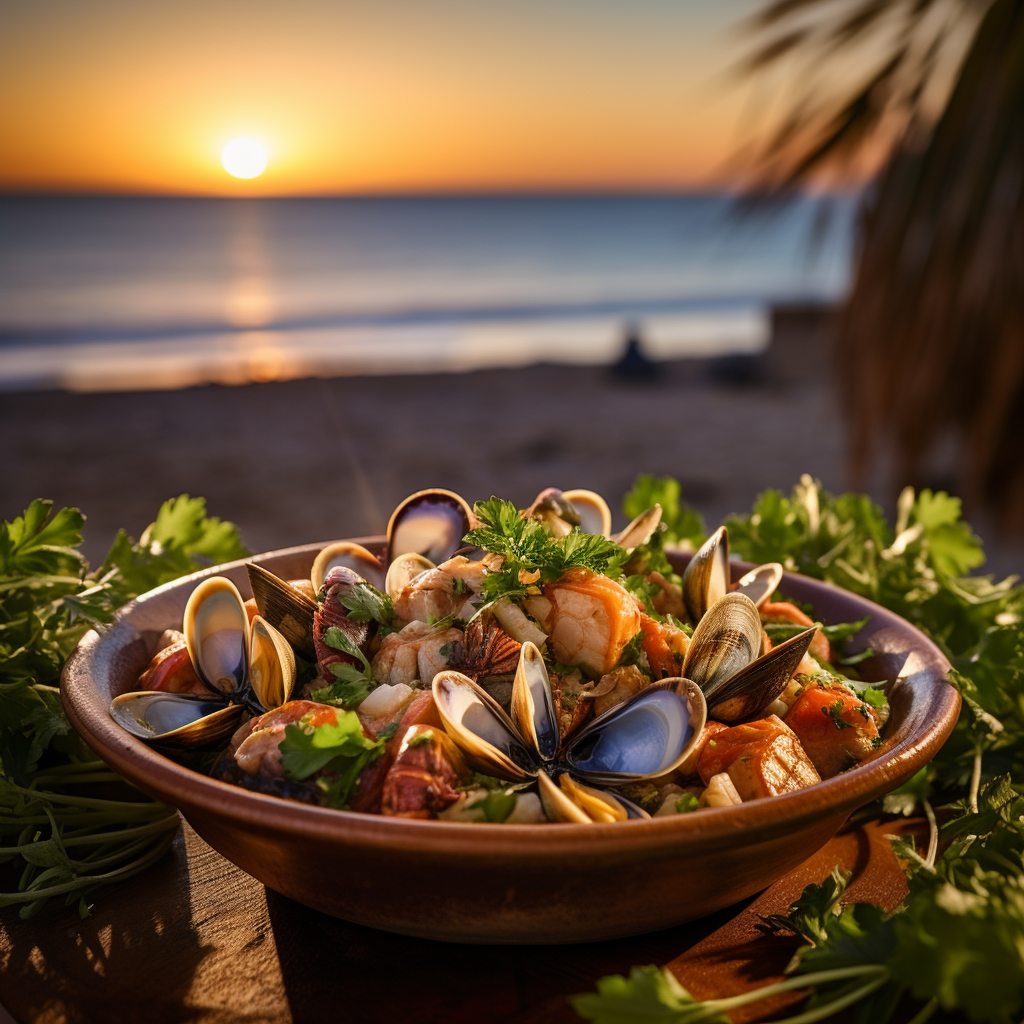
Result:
[221, 138, 268, 179]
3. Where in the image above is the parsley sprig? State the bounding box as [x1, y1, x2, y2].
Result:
[0, 496, 248, 918]
[575, 474, 1024, 1024]
[464, 497, 630, 609]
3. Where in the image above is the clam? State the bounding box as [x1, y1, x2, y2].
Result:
[682, 591, 817, 722]
[110, 576, 297, 747]
[312, 541, 385, 593]
[385, 552, 435, 603]
[681, 526, 730, 623]
[386, 489, 475, 566]
[432, 642, 707, 823]
[246, 562, 317, 661]
[528, 487, 613, 538]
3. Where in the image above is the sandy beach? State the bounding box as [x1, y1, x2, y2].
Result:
[3, 325, 1019, 578]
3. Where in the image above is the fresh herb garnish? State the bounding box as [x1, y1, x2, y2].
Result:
[616, 629, 645, 668]
[674, 793, 700, 814]
[0, 496, 248, 918]
[575, 474, 1024, 1024]
[279, 710, 385, 809]
[335, 581, 396, 635]
[469, 788, 518, 822]
[464, 497, 630, 609]
[823, 699, 852, 730]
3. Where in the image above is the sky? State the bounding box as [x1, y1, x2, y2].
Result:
[1, 0, 785, 195]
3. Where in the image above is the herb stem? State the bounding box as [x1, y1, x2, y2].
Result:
[970, 745, 983, 814]
[756, 976, 889, 1024]
[923, 799, 939, 870]
[690, 965, 888, 1019]
[904, 997, 939, 1024]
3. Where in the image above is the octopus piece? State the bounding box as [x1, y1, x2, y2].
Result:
[137, 631, 208, 695]
[784, 680, 884, 777]
[697, 715, 821, 801]
[313, 567, 372, 681]
[371, 620, 464, 688]
[381, 725, 471, 818]
[349, 691, 444, 813]
[392, 556, 486, 624]
[523, 568, 642, 677]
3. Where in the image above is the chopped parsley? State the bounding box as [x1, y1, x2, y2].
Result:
[335, 581, 397, 636]
[674, 793, 700, 814]
[823, 698, 853, 730]
[279, 710, 386, 808]
[463, 497, 630, 610]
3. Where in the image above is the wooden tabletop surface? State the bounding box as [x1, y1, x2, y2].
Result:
[0, 815, 928, 1024]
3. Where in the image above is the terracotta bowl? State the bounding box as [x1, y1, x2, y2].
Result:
[62, 539, 959, 944]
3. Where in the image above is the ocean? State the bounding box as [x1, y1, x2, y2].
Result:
[0, 195, 855, 391]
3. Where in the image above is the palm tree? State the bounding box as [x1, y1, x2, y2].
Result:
[742, 0, 1024, 530]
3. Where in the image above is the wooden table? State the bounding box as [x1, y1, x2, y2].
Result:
[0, 816, 925, 1024]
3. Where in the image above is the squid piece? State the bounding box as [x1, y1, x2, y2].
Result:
[523, 568, 642, 677]
[697, 715, 821, 801]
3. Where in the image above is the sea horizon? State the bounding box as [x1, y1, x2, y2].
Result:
[0, 193, 856, 392]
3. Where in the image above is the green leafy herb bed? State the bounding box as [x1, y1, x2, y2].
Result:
[2, 476, 1022, 1024]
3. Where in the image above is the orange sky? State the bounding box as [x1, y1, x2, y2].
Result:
[1, 1, 784, 195]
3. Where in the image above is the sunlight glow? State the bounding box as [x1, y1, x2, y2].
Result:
[221, 139, 268, 179]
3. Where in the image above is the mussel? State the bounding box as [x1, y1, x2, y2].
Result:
[682, 591, 817, 722]
[386, 488, 476, 565]
[109, 576, 297, 747]
[681, 526, 730, 623]
[432, 642, 707, 822]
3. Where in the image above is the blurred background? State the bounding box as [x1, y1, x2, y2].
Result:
[1, 0, 1021, 570]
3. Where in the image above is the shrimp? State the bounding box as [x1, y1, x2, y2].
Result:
[371, 620, 463, 687]
[523, 568, 642, 677]
[392, 555, 486, 623]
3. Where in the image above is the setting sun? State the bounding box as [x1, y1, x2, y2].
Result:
[221, 138, 268, 179]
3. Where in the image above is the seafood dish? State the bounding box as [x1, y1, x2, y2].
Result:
[110, 487, 890, 824]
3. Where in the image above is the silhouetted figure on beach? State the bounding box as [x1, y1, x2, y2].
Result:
[611, 323, 659, 381]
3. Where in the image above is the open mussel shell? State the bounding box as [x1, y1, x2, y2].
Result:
[707, 626, 817, 723]
[248, 615, 297, 711]
[184, 577, 249, 696]
[561, 489, 612, 537]
[385, 552, 434, 602]
[510, 641, 559, 761]
[109, 692, 244, 749]
[682, 591, 762, 694]
[733, 562, 784, 609]
[246, 562, 317, 661]
[386, 488, 475, 566]
[311, 541, 385, 593]
[432, 670, 537, 781]
[611, 504, 662, 552]
[682, 525, 730, 623]
[563, 679, 707, 785]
